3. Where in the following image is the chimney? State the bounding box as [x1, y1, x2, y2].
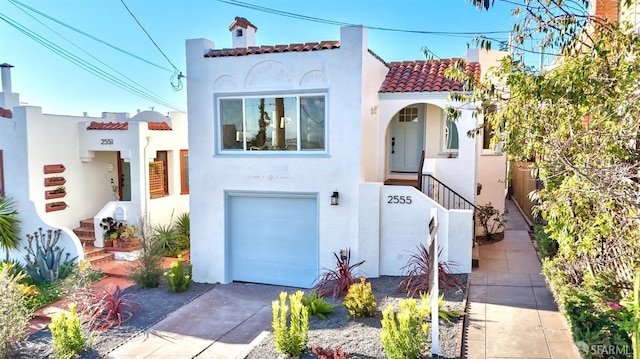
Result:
[229, 17, 257, 48]
[1, 63, 13, 94]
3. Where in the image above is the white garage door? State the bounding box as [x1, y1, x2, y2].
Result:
[228, 193, 319, 288]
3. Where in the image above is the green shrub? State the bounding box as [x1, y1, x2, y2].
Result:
[475, 202, 508, 239]
[173, 212, 190, 251]
[418, 292, 466, 323]
[380, 298, 429, 359]
[49, 303, 89, 359]
[164, 255, 192, 293]
[130, 216, 164, 288]
[534, 225, 558, 259]
[272, 290, 309, 356]
[302, 290, 335, 320]
[0, 264, 32, 357]
[554, 271, 630, 358]
[343, 277, 377, 318]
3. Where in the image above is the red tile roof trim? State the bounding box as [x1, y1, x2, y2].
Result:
[148, 122, 172, 131]
[87, 122, 128, 130]
[229, 17, 257, 31]
[380, 59, 481, 93]
[205, 41, 340, 58]
[0, 107, 12, 119]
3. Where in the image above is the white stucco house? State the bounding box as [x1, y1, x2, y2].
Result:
[186, 18, 507, 287]
[0, 63, 189, 263]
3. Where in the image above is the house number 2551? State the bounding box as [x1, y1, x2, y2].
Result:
[101, 139, 114, 145]
[387, 195, 412, 204]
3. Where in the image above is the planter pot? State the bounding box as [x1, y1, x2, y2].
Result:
[45, 190, 66, 199]
[44, 177, 66, 187]
[104, 239, 114, 248]
[43, 164, 65, 174]
[45, 201, 67, 212]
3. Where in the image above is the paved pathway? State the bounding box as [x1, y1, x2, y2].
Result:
[463, 200, 580, 359]
[107, 282, 291, 359]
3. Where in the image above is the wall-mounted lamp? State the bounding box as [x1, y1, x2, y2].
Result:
[330, 191, 339, 205]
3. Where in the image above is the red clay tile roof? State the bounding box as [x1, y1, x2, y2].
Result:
[205, 41, 340, 58]
[148, 122, 172, 130]
[87, 121, 128, 130]
[380, 59, 481, 93]
[229, 17, 257, 31]
[0, 107, 12, 119]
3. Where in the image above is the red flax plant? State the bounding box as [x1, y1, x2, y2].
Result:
[312, 346, 349, 359]
[85, 285, 141, 331]
[314, 248, 365, 299]
[400, 243, 463, 297]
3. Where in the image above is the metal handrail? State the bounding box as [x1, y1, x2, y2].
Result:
[419, 173, 479, 212]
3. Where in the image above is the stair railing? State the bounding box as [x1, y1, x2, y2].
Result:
[419, 173, 479, 212]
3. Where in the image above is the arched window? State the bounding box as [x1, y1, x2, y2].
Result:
[443, 118, 459, 152]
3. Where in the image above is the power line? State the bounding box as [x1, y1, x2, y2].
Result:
[8, 0, 174, 73]
[11, 3, 179, 110]
[215, 0, 512, 37]
[0, 12, 184, 111]
[119, 0, 183, 90]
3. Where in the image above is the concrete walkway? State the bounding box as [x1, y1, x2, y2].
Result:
[107, 282, 292, 359]
[463, 200, 580, 359]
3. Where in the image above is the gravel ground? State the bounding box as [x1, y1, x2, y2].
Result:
[245, 275, 468, 359]
[12, 282, 216, 359]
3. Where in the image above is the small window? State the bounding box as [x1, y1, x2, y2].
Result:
[398, 107, 419, 122]
[443, 118, 459, 152]
[236, 29, 243, 37]
[180, 149, 189, 195]
[0, 150, 4, 196]
[482, 105, 497, 150]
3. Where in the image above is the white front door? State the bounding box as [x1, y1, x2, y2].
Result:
[390, 106, 424, 172]
[227, 193, 318, 288]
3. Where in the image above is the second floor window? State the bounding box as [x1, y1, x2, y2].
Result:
[219, 94, 326, 153]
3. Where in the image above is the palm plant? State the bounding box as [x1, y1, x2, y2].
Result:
[173, 212, 190, 251]
[0, 196, 21, 261]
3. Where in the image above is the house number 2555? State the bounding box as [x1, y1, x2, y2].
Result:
[387, 195, 412, 204]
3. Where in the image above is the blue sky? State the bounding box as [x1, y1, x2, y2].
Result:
[0, 0, 521, 116]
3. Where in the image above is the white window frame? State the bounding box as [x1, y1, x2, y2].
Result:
[217, 93, 327, 155]
[441, 114, 459, 154]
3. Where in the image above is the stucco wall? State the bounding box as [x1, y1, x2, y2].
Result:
[187, 26, 390, 284]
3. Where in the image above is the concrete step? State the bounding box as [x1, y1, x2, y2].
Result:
[87, 252, 115, 266]
[472, 241, 480, 268]
[83, 246, 106, 257]
[79, 236, 95, 247]
[79, 218, 94, 229]
[73, 227, 95, 238]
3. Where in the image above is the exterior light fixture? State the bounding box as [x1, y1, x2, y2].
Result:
[330, 191, 339, 205]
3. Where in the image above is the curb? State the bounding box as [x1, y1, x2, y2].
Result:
[455, 276, 471, 359]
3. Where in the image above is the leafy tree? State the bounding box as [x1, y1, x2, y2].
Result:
[449, 0, 640, 285]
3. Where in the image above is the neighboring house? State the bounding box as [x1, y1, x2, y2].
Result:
[0, 63, 189, 263]
[186, 18, 507, 288]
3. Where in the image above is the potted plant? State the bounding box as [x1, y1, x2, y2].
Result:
[115, 225, 137, 247]
[45, 186, 66, 199]
[100, 217, 122, 247]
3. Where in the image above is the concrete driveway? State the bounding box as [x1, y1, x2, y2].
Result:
[108, 282, 297, 358]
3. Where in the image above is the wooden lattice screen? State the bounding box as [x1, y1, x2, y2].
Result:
[149, 161, 165, 198]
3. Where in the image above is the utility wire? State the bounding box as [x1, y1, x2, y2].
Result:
[0, 12, 184, 111]
[8, 0, 174, 73]
[11, 3, 180, 110]
[119, 0, 183, 90]
[215, 0, 512, 36]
